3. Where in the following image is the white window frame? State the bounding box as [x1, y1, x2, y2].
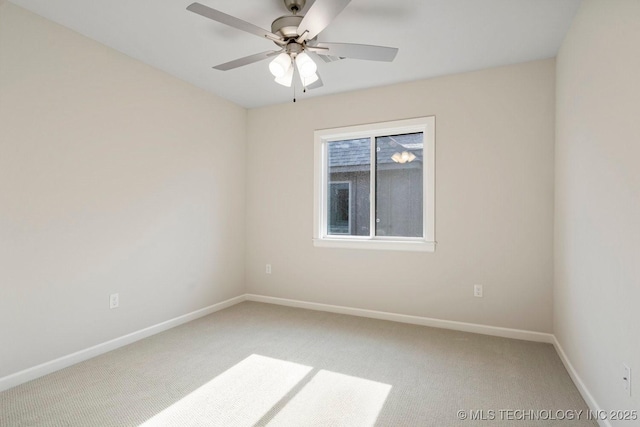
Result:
[313, 116, 436, 252]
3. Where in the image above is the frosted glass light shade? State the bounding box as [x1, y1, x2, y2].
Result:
[269, 53, 292, 78]
[295, 52, 317, 78]
[275, 65, 294, 87]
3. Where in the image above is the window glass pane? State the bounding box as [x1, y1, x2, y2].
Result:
[327, 139, 370, 236]
[328, 182, 350, 234]
[375, 133, 423, 237]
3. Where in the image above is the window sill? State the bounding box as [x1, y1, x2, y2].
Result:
[313, 238, 435, 252]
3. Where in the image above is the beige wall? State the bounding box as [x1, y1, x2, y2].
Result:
[246, 59, 556, 333]
[0, 4, 246, 377]
[555, 0, 640, 418]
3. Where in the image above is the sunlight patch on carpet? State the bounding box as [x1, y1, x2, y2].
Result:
[140, 354, 312, 427]
[267, 370, 392, 427]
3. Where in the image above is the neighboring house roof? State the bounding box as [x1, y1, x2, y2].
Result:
[328, 138, 371, 167]
[328, 133, 423, 169]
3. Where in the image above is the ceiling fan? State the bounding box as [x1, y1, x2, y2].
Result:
[186, 0, 399, 91]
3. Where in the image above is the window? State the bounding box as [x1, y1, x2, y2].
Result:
[314, 117, 435, 251]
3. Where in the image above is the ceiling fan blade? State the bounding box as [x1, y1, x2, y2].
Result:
[187, 3, 283, 43]
[305, 41, 341, 62]
[297, 0, 351, 40]
[213, 51, 280, 71]
[313, 42, 398, 62]
[317, 54, 343, 63]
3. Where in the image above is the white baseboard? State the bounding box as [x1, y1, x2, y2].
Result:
[552, 336, 611, 427]
[0, 294, 246, 392]
[245, 294, 555, 343]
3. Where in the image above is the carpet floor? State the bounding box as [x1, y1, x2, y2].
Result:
[0, 301, 596, 426]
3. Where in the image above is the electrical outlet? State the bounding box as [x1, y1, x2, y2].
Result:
[474, 284, 483, 298]
[623, 364, 631, 396]
[266, 264, 272, 274]
[109, 293, 119, 309]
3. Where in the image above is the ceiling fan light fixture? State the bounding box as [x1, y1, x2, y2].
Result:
[186, 1, 400, 99]
[391, 151, 416, 163]
[274, 64, 295, 87]
[295, 52, 317, 78]
[269, 52, 292, 78]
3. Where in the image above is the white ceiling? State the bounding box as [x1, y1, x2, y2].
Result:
[9, 0, 581, 108]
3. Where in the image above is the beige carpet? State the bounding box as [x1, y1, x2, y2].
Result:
[0, 301, 596, 426]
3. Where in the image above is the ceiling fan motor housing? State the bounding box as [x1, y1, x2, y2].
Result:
[271, 15, 304, 39]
